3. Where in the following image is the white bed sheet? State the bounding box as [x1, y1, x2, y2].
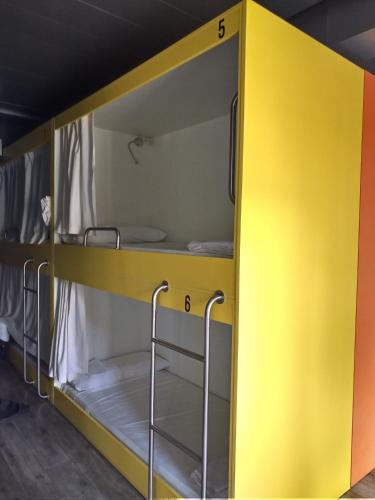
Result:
[59, 239, 232, 258]
[64, 370, 229, 498]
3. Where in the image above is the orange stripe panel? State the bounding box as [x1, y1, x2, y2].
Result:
[352, 71, 375, 486]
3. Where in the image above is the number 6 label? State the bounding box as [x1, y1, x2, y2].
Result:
[185, 295, 191, 313]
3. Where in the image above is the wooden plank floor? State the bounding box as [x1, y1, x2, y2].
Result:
[4, 358, 375, 500]
[343, 470, 375, 498]
[0, 360, 142, 500]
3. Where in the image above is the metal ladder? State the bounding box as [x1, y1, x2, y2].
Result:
[23, 258, 49, 399]
[148, 281, 224, 500]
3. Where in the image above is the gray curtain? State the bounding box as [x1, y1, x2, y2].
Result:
[0, 263, 50, 362]
[20, 144, 50, 243]
[51, 114, 96, 384]
[0, 147, 50, 360]
[0, 157, 25, 240]
[0, 144, 49, 243]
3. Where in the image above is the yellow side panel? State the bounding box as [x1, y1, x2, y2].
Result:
[231, 1, 363, 498]
[55, 244, 234, 324]
[0, 242, 51, 273]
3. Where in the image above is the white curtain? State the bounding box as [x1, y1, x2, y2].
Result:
[55, 113, 96, 236]
[50, 114, 96, 384]
[51, 279, 89, 384]
[20, 144, 50, 243]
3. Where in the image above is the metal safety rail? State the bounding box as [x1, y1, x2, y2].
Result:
[22, 258, 49, 398]
[23, 258, 36, 385]
[84, 227, 121, 249]
[229, 93, 238, 204]
[148, 282, 224, 500]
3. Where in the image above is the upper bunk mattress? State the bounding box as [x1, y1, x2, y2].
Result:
[59, 238, 233, 258]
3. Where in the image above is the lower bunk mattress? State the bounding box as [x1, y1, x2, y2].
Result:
[64, 370, 229, 498]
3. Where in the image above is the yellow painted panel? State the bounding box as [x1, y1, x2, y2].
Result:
[54, 389, 179, 499]
[231, 1, 363, 497]
[0, 242, 51, 274]
[3, 122, 51, 159]
[55, 5, 240, 128]
[55, 244, 234, 325]
[7, 344, 54, 400]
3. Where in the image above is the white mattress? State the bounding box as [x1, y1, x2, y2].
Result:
[64, 370, 229, 498]
[59, 237, 232, 258]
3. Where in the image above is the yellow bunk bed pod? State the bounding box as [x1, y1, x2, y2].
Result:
[0, 121, 55, 400]
[230, 1, 363, 498]
[48, 0, 363, 498]
[52, 7, 238, 495]
[0, 120, 54, 288]
[0, 120, 54, 290]
[53, 6, 240, 327]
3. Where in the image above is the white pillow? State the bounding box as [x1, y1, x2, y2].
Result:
[69, 351, 169, 392]
[118, 226, 167, 243]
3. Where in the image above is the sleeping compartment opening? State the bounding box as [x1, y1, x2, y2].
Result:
[56, 36, 238, 258]
[0, 143, 50, 244]
[54, 281, 232, 498]
[0, 263, 51, 366]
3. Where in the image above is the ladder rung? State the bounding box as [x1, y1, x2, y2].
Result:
[151, 424, 201, 463]
[152, 338, 204, 362]
[24, 287, 37, 294]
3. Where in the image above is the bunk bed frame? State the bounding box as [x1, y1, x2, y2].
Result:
[52, 6, 239, 497]
[2, 0, 372, 498]
[2, 6, 239, 498]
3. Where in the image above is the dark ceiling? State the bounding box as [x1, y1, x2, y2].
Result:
[1, 0, 374, 147]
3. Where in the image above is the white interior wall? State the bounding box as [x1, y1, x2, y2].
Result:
[84, 284, 231, 400]
[94, 114, 234, 242]
[94, 129, 154, 227]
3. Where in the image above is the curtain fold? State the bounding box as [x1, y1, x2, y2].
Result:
[50, 280, 89, 384]
[0, 157, 25, 240]
[0, 144, 49, 243]
[0, 168, 5, 236]
[20, 144, 50, 243]
[51, 114, 96, 384]
[55, 113, 96, 235]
